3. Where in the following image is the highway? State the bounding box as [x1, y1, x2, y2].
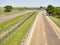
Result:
[24, 10, 60, 45]
[0, 10, 33, 23]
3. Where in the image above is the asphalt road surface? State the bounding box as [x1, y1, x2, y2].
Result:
[0, 10, 33, 23]
[25, 10, 60, 45]
[43, 14, 60, 45]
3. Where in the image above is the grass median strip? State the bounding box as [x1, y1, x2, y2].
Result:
[1, 12, 37, 45]
[0, 12, 33, 34]
[50, 16, 60, 27]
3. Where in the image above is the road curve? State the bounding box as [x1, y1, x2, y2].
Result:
[24, 10, 60, 45]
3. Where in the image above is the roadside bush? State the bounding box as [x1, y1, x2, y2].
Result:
[4, 5, 13, 12]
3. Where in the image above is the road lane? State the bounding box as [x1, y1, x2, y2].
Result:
[43, 14, 60, 45]
[24, 10, 60, 45]
[45, 16, 60, 38]
[25, 11, 46, 45]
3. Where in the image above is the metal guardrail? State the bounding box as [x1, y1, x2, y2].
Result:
[0, 12, 36, 44]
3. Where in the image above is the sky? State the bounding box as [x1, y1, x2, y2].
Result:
[0, 0, 60, 7]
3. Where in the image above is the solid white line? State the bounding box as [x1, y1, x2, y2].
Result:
[27, 13, 40, 45]
[52, 27, 60, 39]
[46, 16, 60, 39]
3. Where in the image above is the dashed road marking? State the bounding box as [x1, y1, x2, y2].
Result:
[45, 43, 47, 45]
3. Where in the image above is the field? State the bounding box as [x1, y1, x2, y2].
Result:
[1, 11, 37, 45]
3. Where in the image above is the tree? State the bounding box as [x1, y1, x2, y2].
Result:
[56, 8, 60, 17]
[4, 5, 13, 12]
[46, 5, 55, 16]
[52, 7, 57, 16]
[40, 6, 43, 9]
[46, 5, 60, 17]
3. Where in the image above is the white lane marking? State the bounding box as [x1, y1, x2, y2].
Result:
[52, 27, 60, 39]
[44, 32, 46, 36]
[45, 43, 47, 45]
[46, 16, 60, 39]
[44, 32, 47, 45]
[27, 13, 40, 45]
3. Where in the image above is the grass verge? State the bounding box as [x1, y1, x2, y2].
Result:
[0, 12, 33, 34]
[50, 16, 60, 27]
[1, 12, 37, 45]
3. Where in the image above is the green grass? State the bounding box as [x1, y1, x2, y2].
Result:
[1, 12, 37, 45]
[50, 16, 60, 27]
[0, 12, 33, 34]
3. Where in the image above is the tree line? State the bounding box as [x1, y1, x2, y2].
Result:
[4, 5, 13, 12]
[46, 5, 60, 17]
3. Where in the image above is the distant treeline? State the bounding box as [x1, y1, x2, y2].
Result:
[0, 5, 40, 12]
[46, 5, 60, 17]
[14, 7, 40, 10]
